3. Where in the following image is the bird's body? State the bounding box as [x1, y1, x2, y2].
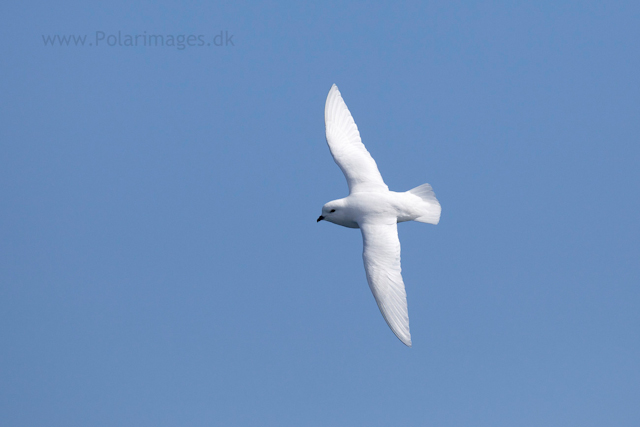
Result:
[320, 190, 437, 229]
[318, 84, 441, 347]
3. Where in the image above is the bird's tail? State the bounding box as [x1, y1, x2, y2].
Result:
[407, 183, 441, 225]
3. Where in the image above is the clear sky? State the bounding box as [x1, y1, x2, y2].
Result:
[1, 1, 639, 426]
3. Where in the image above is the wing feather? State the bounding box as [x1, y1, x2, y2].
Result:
[360, 221, 411, 346]
[325, 85, 388, 194]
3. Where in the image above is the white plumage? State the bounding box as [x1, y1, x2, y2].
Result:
[318, 84, 441, 347]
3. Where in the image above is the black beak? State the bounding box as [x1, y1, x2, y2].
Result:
[317, 215, 324, 222]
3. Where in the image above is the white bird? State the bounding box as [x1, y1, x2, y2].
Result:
[317, 84, 441, 347]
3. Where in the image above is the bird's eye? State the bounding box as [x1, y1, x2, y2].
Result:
[330, 209, 336, 213]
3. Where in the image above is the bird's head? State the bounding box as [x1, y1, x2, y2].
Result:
[317, 199, 348, 225]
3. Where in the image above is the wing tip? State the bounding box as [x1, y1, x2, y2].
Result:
[325, 84, 345, 124]
[328, 84, 340, 99]
[397, 332, 412, 347]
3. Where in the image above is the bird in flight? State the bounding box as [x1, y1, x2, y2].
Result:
[317, 84, 441, 347]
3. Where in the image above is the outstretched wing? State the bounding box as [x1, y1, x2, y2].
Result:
[325, 84, 388, 194]
[360, 221, 411, 347]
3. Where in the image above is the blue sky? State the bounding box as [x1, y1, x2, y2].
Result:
[1, 1, 639, 426]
